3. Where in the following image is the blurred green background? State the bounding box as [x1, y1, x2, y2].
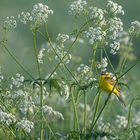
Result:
[0, 0, 140, 79]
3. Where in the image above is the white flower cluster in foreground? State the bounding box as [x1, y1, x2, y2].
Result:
[59, 81, 70, 100]
[38, 47, 46, 63]
[115, 115, 128, 128]
[129, 21, 140, 37]
[42, 105, 64, 120]
[106, 0, 124, 16]
[132, 111, 140, 127]
[3, 16, 17, 29]
[77, 64, 94, 85]
[110, 41, 120, 55]
[97, 119, 112, 134]
[0, 109, 16, 126]
[68, 0, 87, 15]
[85, 27, 106, 45]
[10, 73, 24, 89]
[89, 7, 104, 21]
[56, 33, 69, 44]
[18, 3, 53, 27]
[97, 57, 108, 72]
[16, 118, 34, 133]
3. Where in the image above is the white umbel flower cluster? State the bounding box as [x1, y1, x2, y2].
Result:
[0, 109, 16, 126]
[42, 105, 64, 120]
[129, 21, 140, 37]
[132, 111, 140, 127]
[16, 118, 34, 133]
[89, 7, 104, 21]
[59, 81, 70, 100]
[55, 44, 72, 65]
[3, 16, 17, 29]
[77, 64, 93, 85]
[110, 41, 120, 55]
[97, 57, 108, 72]
[85, 27, 106, 45]
[117, 31, 131, 46]
[96, 118, 112, 134]
[56, 33, 69, 44]
[68, 0, 87, 16]
[108, 17, 123, 40]
[32, 3, 53, 24]
[18, 12, 33, 24]
[18, 3, 53, 27]
[107, 0, 124, 16]
[10, 73, 24, 89]
[38, 47, 46, 64]
[115, 115, 128, 128]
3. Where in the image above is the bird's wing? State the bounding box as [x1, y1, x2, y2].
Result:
[104, 77, 120, 92]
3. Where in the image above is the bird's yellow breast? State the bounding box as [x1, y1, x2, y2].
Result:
[99, 76, 119, 96]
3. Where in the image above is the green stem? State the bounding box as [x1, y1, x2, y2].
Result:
[2, 29, 34, 80]
[89, 93, 111, 133]
[84, 91, 87, 135]
[71, 87, 80, 132]
[89, 89, 101, 133]
[40, 82, 44, 140]
[127, 97, 140, 129]
[38, 29, 79, 85]
[43, 115, 57, 140]
[33, 31, 41, 78]
[103, 46, 116, 74]
[91, 44, 98, 80]
[4, 46, 34, 80]
[45, 18, 95, 81]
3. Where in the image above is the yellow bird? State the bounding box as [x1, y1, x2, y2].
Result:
[99, 72, 126, 106]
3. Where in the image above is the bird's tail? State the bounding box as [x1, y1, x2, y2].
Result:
[117, 95, 126, 107]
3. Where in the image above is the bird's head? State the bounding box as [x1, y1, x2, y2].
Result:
[100, 72, 111, 78]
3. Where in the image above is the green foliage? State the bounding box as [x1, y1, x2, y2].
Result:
[0, 0, 140, 140]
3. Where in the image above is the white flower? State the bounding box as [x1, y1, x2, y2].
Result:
[7, 89, 26, 99]
[63, 85, 70, 100]
[38, 47, 46, 63]
[56, 33, 69, 43]
[42, 105, 64, 120]
[89, 7, 104, 21]
[18, 12, 33, 24]
[3, 16, 17, 29]
[108, 17, 123, 40]
[0, 109, 16, 126]
[96, 118, 112, 134]
[16, 118, 34, 133]
[129, 21, 140, 37]
[117, 31, 131, 46]
[85, 27, 106, 44]
[19, 3, 53, 28]
[97, 57, 108, 71]
[76, 64, 93, 85]
[115, 115, 128, 128]
[10, 73, 24, 89]
[31, 3, 53, 24]
[68, 0, 87, 16]
[55, 46, 72, 65]
[69, 37, 84, 43]
[132, 112, 140, 127]
[107, 0, 124, 16]
[110, 41, 120, 55]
